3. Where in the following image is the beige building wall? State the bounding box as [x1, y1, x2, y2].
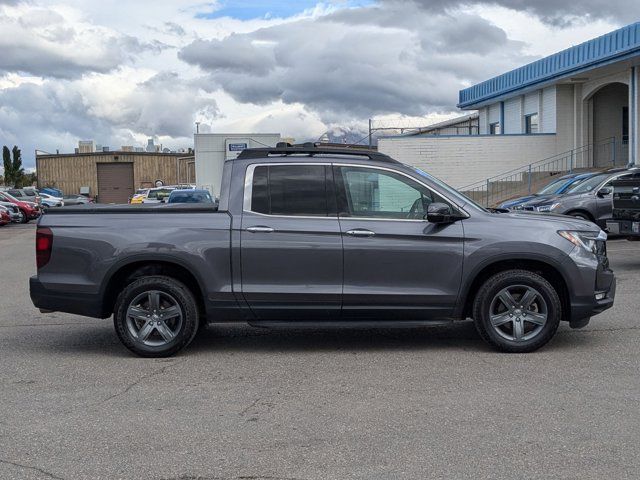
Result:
[36, 152, 190, 196]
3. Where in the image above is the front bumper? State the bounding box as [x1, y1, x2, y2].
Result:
[30, 276, 106, 318]
[606, 219, 640, 237]
[568, 257, 616, 328]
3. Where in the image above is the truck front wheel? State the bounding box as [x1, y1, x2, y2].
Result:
[113, 275, 200, 357]
[472, 270, 561, 353]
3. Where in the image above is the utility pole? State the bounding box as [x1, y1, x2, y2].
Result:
[195, 122, 200, 134]
[368, 119, 372, 148]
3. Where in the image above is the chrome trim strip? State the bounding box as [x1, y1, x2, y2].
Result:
[242, 161, 470, 221]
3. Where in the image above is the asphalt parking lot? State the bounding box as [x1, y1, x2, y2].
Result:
[1, 223, 640, 479]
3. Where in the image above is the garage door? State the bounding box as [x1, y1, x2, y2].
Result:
[97, 163, 134, 204]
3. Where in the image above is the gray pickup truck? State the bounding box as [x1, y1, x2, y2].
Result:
[30, 145, 616, 357]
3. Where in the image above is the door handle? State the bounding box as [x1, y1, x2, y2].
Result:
[345, 229, 376, 237]
[246, 226, 275, 233]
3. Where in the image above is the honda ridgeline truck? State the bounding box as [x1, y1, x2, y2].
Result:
[30, 145, 616, 357]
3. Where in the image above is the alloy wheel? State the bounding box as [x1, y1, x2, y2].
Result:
[125, 290, 183, 347]
[488, 285, 548, 342]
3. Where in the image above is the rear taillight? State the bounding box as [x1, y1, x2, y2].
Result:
[36, 227, 53, 269]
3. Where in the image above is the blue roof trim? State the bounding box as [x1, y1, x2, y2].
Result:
[458, 22, 640, 109]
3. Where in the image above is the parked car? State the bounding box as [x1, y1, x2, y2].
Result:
[499, 172, 599, 210]
[167, 189, 214, 204]
[606, 176, 640, 239]
[41, 187, 64, 198]
[142, 187, 175, 204]
[129, 189, 149, 204]
[30, 144, 615, 357]
[0, 191, 40, 223]
[62, 195, 92, 206]
[0, 201, 22, 222]
[0, 205, 10, 226]
[4, 188, 41, 206]
[517, 167, 640, 228]
[39, 193, 64, 210]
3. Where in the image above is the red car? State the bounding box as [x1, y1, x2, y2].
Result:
[0, 206, 10, 226]
[0, 191, 41, 223]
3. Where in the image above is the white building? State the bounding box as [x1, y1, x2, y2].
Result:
[379, 22, 640, 194]
[194, 133, 281, 196]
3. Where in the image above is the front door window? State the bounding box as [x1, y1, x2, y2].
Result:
[336, 166, 449, 220]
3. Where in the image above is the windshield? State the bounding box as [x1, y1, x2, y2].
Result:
[565, 174, 609, 194]
[536, 177, 570, 195]
[169, 191, 213, 204]
[147, 188, 173, 199]
[409, 166, 487, 211]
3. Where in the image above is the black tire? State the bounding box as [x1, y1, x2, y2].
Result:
[114, 275, 200, 357]
[18, 209, 28, 223]
[473, 270, 561, 353]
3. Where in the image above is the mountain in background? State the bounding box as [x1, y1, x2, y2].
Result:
[316, 125, 376, 147]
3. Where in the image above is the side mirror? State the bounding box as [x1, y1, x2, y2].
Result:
[597, 186, 612, 198]
[426, 202, 456, 224]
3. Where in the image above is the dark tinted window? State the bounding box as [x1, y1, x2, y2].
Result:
[250, 165, 329, 216]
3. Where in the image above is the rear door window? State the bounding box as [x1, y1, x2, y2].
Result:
[249, 164, 331, 217]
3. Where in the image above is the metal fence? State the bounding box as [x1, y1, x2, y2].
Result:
[460, 137, 619, 207]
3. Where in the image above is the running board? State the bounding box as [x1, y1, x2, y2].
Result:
[248, 320, 454, 329]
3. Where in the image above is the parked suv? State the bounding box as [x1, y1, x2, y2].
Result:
[0, 191, 40, 223]
[5, 188, 41, 206]
[0, 205, 10, 226]
[0, 201, 22, 222]
[500, 172, 599, 210]
[518, 168, 640, 227]
[30, 145, 617, 357]
[39, 193, 64, 210]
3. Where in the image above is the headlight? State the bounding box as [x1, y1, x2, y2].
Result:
[536, 203, 560, 212]
[558, 230, 606, 254]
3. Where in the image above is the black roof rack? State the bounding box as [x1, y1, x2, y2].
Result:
[236, 142, 398, 163]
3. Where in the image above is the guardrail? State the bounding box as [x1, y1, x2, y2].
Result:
[460, 137, 618, 207]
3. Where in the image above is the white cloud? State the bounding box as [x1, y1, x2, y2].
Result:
[0, 0, 631, 169]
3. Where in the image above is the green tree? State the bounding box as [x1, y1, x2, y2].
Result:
[2, 145, 25, 187]
[11, 146, 24, 187]
[2, 146, 10, 185]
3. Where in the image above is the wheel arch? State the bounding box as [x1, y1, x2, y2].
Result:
[458, 257, 571, 322]
[101, 257, 207, 317]
[565, 209, 595, 222]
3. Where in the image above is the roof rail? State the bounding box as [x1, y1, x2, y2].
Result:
[236, 142, 397, 163]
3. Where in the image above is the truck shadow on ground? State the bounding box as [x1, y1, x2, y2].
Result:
[20, 319, 603, 358]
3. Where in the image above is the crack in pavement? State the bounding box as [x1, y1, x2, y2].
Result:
[99, 358, 187, 405]
[0, 322, 96, 329]
[561, 325, 640, 334]
[0, 458, 66, 480]
[161, 476, 308, 480]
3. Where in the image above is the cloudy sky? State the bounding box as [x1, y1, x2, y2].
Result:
[0, 0, 634, 168]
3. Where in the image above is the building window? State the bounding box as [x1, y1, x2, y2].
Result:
[623, 107, 629, 145]
[489, 122, 501, 135]
[525, 113, 539, 134]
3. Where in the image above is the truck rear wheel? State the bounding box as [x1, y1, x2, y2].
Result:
[113, 275, 200, 357]
[473, 270, 561, 353]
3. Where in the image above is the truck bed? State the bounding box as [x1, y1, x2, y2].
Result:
[46, 203, 219, 214]
[34, 205, 232, 318]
